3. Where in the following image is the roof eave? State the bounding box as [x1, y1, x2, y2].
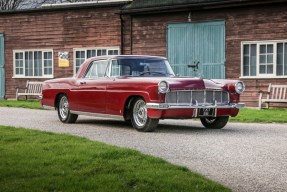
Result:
[120, 0, 287, 15]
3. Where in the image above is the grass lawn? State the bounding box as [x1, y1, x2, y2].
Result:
[0, 126, 230, 192]
[0, 100, 42, 110]
[230, 108, 287, 123]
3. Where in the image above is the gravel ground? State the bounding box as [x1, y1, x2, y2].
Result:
[0, 107, 287, 192]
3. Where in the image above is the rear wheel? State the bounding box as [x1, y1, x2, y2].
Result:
[131, 98, 159, 132]
[57, 94, 78, 123]
[200, 116, 229, 129]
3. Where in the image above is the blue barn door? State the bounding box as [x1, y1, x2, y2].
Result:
[0, 33, 5, 99]
[167, 21, 225, 79]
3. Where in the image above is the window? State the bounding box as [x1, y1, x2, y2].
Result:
[84, 60, 109, 79]
[74, 47, 119, 74]
[14, 50, 53, 78]
[242, 41, 287, 78]
[110, 58, 175, 77]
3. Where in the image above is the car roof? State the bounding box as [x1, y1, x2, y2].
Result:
[88, 55, 167, 61]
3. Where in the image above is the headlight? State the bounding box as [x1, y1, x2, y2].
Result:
[235, 82, 245, 94]
[158, 81, 169, 93]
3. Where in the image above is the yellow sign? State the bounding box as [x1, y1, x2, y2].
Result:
[58, 52, 69, 67]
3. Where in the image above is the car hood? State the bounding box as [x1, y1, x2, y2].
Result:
[166, 77, 226, 91]
[117, 76, 227, 91]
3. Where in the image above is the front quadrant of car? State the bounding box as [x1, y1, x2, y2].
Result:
[41, 55, 245, 132]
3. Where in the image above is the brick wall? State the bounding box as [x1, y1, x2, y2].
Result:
[0, 7, 121, 99]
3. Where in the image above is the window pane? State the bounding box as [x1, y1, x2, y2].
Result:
[44, 52, 52, 59]
[97, 49, 107, 56]
[267, 55, 273, 64]
[87, 50, 96, 58]
[34, 51, 42, 76]
[267, 65, 273, 74]
[260, 45, 266, 54]
[25, 51, 33, 76]
[16, 52, 23, 60]
[242, 44, 256, 76]
[108, 50, 118, 55]
[243, 45, 249, 55]
[259, 65, 266, 74]
[243, 56, 249, 66]
[16, 68, 20, 75]
[267, 44, 273, 53]
[250, 44, 257, 76]
[260, 55, 266, 64]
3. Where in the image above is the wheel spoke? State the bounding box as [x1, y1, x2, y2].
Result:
[133, 100, 147, 127]
[59, 96, 69, 120]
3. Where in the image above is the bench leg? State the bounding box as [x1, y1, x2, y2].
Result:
[266, 102, 269, 109]
[258, 93, 262, 110]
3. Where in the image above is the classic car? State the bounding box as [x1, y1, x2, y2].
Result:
[41, 55, 245, 132]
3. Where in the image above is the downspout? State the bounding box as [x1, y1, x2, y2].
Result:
[130, 15, 133, 55]
[120, 14, 124, 55]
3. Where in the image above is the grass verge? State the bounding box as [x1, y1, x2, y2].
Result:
[0, 126, 230, 192]
[230, 108, 287, 123]
[0, 100, 42, 109]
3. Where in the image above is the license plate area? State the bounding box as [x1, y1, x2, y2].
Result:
[198, 108, 215, 117]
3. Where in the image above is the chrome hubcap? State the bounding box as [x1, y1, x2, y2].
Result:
[59, 96, 69, 120]
[133, 100, 147, 127]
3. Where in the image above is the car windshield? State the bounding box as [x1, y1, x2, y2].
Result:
[110, 58, 175, 77]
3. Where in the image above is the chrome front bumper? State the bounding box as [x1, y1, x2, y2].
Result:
[146, 103, 245, 109]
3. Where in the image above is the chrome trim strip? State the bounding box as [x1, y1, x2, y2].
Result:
[70, 110, 125, 121]
[146, 103, 245, 109]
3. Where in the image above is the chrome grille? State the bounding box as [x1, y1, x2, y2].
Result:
[165, 90, 229, 106]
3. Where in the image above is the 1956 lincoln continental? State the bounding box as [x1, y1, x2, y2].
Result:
[41, 55, 245, 132]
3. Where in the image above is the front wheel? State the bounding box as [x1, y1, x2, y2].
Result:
[57, 94, 78, 123]
[200, 116, 229, 129]
[131, 98, 159, 132]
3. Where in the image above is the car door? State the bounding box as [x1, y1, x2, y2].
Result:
[75, 59, 109, 114]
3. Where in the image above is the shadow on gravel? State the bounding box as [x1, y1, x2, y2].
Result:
[75, 118, 240, 134]
[156, 123, 240, 134]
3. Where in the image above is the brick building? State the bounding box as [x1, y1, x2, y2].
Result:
[0, 1, 127, 99]
[1, 0, 287, 107]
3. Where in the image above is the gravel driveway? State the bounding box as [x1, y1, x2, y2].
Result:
[0, 107, 286, 192]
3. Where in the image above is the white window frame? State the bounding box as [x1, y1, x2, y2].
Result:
[73, 47, 120, 75]
[241, 40, 287, 79]
[13, 49, 54, 78]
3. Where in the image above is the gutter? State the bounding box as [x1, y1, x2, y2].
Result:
[120, 0, 287, 15]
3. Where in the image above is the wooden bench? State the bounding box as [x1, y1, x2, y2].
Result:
[16, 80, 43, 100]
[258, 83, 287, 109]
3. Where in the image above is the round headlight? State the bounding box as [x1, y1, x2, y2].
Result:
[235, 82, 245, 94]
[158, 81, 169, 93]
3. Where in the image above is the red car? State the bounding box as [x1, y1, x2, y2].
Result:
[41, 55, 245, 132]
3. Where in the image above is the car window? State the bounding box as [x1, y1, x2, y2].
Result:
[111, 60, 132, 76]
[84, 60, 108, 79]
[110, 58, 175, 77]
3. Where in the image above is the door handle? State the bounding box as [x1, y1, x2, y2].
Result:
[80, 81, 86, 85]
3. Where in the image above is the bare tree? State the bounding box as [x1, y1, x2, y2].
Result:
[0, 0, 96, 10]
[0, 0, 25, 10]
